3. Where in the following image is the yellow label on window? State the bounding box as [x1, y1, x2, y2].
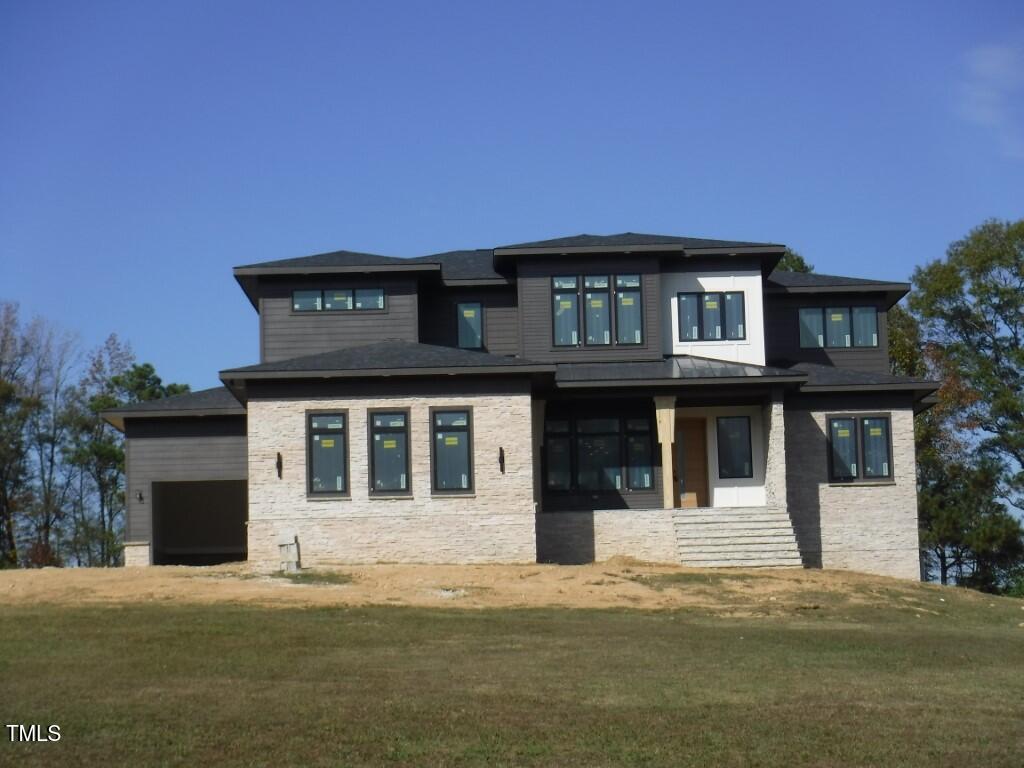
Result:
[382, 439, 397, 449]
[589, 299, 603, 308]
[444, 436, 459, 446]
[559, 300, 572, 309]
[869, 427, 883, 436]
[705, 301, 718, 309]
[321, 439, 335, 448]
[462, 309, 476, 318]
[334, 294, 347, 301]
[831, 314, 844, 322]
[837, 429, 850, 438]
[621, 297, 634, 306]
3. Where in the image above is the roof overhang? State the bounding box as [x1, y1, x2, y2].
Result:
[766, 281, 910, 308]
[100, 406, 245, 432]
[233, 263, 442, 309]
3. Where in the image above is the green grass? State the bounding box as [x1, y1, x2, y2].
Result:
[1, 590, 1022, 767]
[271, 568, 354, 586]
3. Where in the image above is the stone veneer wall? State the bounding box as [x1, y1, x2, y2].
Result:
[784, 405, 920, 579]
[536, 510, 677, 564]
[123, 541, 152, 567]
[246, 392, 536, 567]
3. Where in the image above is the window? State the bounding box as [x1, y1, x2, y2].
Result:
[552, 277, 579, 346]
[678, 291, 746, 342]
[543, 411, 653, 492]
[432, 410, 473, 492]
[457, 303, 483, 349]
[584, 276, 611, 345]
[827, 415, 892, 482]
[369, 411, 410, 494]
[552, 274, 645, 347]
[799, 307, 878, 348]
[291, 289, 385, 312]
[293, 290, 322, 312]
[615, 275, 643, 345]
[799, 308, 824, 348]
[717, 416, 752, 479]
[308, 413, 347, 494]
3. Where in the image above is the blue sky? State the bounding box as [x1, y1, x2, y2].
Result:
[1, 1, 1022, 388]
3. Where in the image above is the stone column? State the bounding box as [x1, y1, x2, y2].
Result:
[531, 399, 546, 512]
[763, 388, 787, 510]
[654, 396, 676, 509]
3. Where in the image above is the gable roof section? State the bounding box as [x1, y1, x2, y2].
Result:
[555, 355, 807, 388]
[100, 386, 245, 431]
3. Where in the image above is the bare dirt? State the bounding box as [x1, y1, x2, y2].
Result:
[0, 558, 966, 615]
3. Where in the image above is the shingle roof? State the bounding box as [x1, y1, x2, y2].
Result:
[790, 362, 937, 390]
[221, 340, 552, 377]
[408, 250, 505, 281]
[497, 232, 781, 251]
[235, 249, 407, 270]
[102, 386, 243, 415]
[555, 356, 807, 387]
[766, 270, 909, 289]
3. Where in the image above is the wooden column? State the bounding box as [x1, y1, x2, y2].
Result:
[654, 396, 676, 509]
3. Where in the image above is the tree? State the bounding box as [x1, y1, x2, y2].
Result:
[776, 248, 814, 273]
[910, 218, 1024, 507]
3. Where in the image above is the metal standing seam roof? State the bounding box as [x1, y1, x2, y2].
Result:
[555, 356, 809, 387]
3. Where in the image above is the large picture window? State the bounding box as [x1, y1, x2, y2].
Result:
[292, 288, 385, 312]
[799, 307, 878, 349]
[677, 291, 746, 342]
[716, 416, 753, 479]
[827, 415, 892, 482]
[551, 274, 644, 348]
[543, 411, 653, 492]
[432, 410, 473, 492]
[457, 303, 483, 349]
[308, 413, 347, 494]
[369, 411, 410, 494]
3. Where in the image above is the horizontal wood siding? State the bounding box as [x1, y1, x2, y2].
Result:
[258, 277, 418, 362]
[418, 287, 519, 356]
[518, 256, 662, 362]
[125, 417, 248, 544]
[764, 293, 890, 373]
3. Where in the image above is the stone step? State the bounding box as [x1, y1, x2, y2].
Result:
[677, 548, 801, 560]
[673, 512, 794, 524]
[676, 533, 799, 546]
[674, 522, 797, 535]
[678, 557, 804, 568]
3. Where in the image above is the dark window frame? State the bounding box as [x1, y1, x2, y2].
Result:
[677, 291, 746, 342]
[542, 409, 654, 493]
[367, 408, 412, 497]
[456, 302, 484, 350]
[550, 274, 645, 349]
[715, 415, 753, 480]
[290, 288, 388, 315]
[798, 306, 879, 349]
[826, 413, 894, 484]
[305, 409, 350, 498]
[429, 406, 474, 495]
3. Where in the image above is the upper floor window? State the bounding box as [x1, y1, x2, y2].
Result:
[678, 291, 745, 342]
[552, 274, 644, 348]
[292, 288, 385, 312]
[828, 415, 892, 482]
[308, 413, 347, 495]
[799, 306, 878, 348]
[457, 303, 483, 349]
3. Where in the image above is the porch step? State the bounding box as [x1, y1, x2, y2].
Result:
[672, 506, 803, 569]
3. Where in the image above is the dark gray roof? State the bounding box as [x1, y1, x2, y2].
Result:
[221, 340, 553, 378]
[100, 386, 245, 430]
[555, 356, 807, 388]
[235, 249, 408, 270]
[497, 232, 781, 251]
[409, 249, 505, 282]
[767, 270, 909, 290]
[790, 362, 938, 391]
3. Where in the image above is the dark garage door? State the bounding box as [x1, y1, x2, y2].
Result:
[151, 480, 247, 566]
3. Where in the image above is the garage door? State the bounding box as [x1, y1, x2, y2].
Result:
[151, 480, 247, 566]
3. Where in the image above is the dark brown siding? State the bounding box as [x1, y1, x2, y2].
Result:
[257, 277, 418, 363]
[418, 286, 519, 356]
[124, 416, 248, 544]
[517, 256, 662, 362]
[764, 293, 890, 373]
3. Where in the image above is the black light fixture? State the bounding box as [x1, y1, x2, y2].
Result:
[498, 447, 505, 474]
[276, 452, 283, 479]
[135, 491, 144, 503]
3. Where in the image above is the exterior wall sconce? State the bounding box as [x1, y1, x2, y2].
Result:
[498, 447, 505, 474]
[135, 491, 144, 503]
[276, 452, 283, 479]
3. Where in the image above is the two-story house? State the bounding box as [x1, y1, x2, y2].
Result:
[103, 233, 938, 578]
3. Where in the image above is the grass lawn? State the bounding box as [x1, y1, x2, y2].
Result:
[1, 587, 1023, 766]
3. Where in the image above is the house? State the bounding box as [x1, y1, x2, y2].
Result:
[102, 233, 938, 578]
